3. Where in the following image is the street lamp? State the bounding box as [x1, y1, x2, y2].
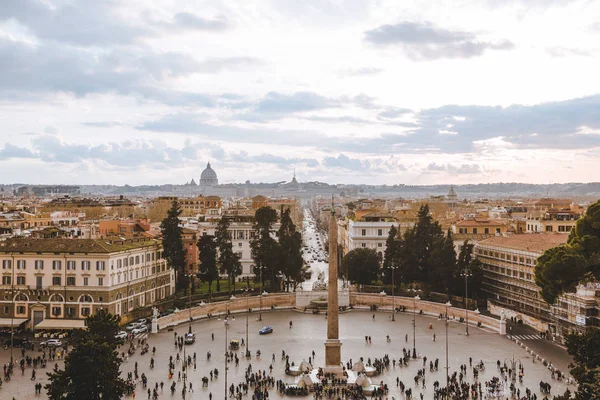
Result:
[504, 355, 523, 383]
[224, 318, 229, 400]
[461, 268, 472, 336]
[412, 294, 420, 358]
[390, 266, 397, 322]
[258, 267, 263, 322]
[243, 288, 252, 358]
[445, 301, 452, 399]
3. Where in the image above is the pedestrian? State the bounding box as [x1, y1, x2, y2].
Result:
[433, 333, 436, 342]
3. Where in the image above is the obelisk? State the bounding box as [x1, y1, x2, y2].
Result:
[324, 200, 343, 375]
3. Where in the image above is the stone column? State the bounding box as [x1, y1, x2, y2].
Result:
[324, 205, 342, 375]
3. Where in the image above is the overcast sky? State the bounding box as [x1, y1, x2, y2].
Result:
[1, 0, 599, 186]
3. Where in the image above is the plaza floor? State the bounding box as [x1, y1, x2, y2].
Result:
[0, 309, 575, 399]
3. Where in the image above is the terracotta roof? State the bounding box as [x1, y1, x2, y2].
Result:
[455, 219, 505, 227]
[0, 238, 161, 254]
[477, 234, 568, 253]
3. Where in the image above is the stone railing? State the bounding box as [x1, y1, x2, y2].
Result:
[156, 293, 295, 329]
[351, 293, 501, 333]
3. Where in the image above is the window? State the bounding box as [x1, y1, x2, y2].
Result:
[16, 276, 25, 285]
[378, 243, 383, 247]
[52, 307, 61, 316]
[117, 259, 122, 268]
[67, 261, 76, 270]
[17, 260, 26, 269]
[35, 260, 44, 269]
[66, 307, 76, 317]
[124, 258, 128, 267]
[82, 261, 90, 271]
[3, 306, 8, 313]
[52, 276, 61, 286]
[2, 260, 11, 269]
[96, 261, 105, 271]
[146, 254, 151, 262]
[546, 225, 553, 232]
[378, 229, 383, 236]
[239, 242, 243, 247]
[361, 243, 366, 248]
[52, 260, 62, 270]
[496, 228, 501, 233]
[129, 257, 134, 266]
[472, 228, 478, 234]
[459, 228, 467, 234]
[2, 276, 11, 285]
[16, 305, 26, 315]
[83, 277, 89, 286]
[98, 277, 104, 286]
[135, 256, 140, 264]
[36, 276, 42, 289]
[81, 307, 91, 317]
[151, 253, 155, 261]
[67, 277, 76, 286]
[484, 228, 489, 234]
[361, 229, 366, 236]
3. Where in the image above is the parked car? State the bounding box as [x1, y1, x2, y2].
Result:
[125, 322, 140, 331]
[115, 331, 128, 340]
[184, 333, 195, 344]
[259, 326, 273, 335]
[40, 339, 62, 348]
[136, 318, 148, 325]
[132, 325, 148, 335]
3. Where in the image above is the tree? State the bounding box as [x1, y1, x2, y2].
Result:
[382, 225, 401, 289]
[564, 329, 600, 400]
[341, 248, 380, 285]
[456, 240, 484, 299]
[535, 200, 600, 304]
[428, 230, 457, 295]
[278, 209, 304, 291]
[197, 234, 219, 300]
[45, 310, 130, 400]
[251, 206, 280, 292]
[412, 204, 444, 282]
[160, 200, 188, 291]
[215, 217, 242, 294]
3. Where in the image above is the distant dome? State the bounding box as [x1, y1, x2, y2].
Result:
[200, 162, 218, 187]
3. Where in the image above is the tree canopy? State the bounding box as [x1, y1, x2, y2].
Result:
[342, 248, 380, 285]
[535, 200, 600, 304]
[160, 200, 187, 291]
[197, 234, 219, 298]
[278, 208, 305, 291]
[45, 310, 130, 400]
[215, 217, 242, 294]
[563, 328, 600, 400]
[251, 206, 280, 292]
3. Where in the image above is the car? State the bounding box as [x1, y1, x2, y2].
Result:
[40, 339, 62, 348]
[132, 325, 148, 335]
[136, 318, 148, 325]
[184, 333, 195, 344]
[115, 331, 128, 340]
[259, 326, 273, 335]
[125, 322, 142, 331]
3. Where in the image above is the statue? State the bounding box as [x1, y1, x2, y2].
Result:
[500, 310, 506, 322]
[152, 307, 159, 320]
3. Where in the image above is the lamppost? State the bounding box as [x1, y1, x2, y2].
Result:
[461, 268, 472, 336]
[504, 355, 523, 383]
[445, 301, 452, 398]
[243, 288, 251, 358]
[258, 267, 263, 322]
[412, 294, 420, 358]
[390, 266, 397, 322]
[224, 318, 229, 400]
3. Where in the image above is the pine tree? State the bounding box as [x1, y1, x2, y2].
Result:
[278, 209, 304, 291]
[160, 200, 188, 291]
[197, 234, 219, 301]
[428, 230, 457, 296]
[45, 310, 131, 400]
[215, 217, 242, 294]
[382, 225, 401, 289]
[251, 206, 280, 292]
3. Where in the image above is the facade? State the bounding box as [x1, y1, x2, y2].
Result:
[476, 234, 568, 330]
[98, 218, 150, 237]
[181, 229, 199, 274]
[452, 218, 507, 236]
[200, 162, 219, 187]
[0, 238, 174, 329]
[525, 208, 581, 233]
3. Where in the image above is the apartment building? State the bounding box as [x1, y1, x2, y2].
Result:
[476, 234, 568, 327]
[526, 208, 581, 233]
[0, 238, 174, 329]
[551, 283, 600, 343]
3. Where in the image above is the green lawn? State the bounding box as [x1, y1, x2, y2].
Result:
[192, 279, 260, 295]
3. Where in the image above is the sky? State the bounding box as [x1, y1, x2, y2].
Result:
[1, 0, 599, 186]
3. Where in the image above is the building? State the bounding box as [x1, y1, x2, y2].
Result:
[181, 228, 199, 274]
[452, 218, 508, 236]
[339, 211, 412, 258]
[526, 207, 581, 233]
[99, 218, 151, 237]
[551, 283, 600, 343]
[0, 238, 174, 329]
[476, 234, 568, 331]
[200, 162, 219, 187]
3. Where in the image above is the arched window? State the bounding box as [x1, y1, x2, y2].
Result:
[14, 293, 29, 302]
[49, 294, 64, 302]
[78, 294, 93, 303]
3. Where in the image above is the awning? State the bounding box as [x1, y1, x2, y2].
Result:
[35, 319, 86, 330]
[0, 318, 28, 327]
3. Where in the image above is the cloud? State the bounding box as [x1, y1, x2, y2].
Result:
[364, 21, 514, 60]
[0, 143, 36, 160]
[229, 152, 319, 168]
[323, 154, 368, 170]
[303, 115, 372, 125]
[426, 163, 483, 174]
[172, 12, 230, 31]
[339, 67, 383, 76]
[195, 57, 264, 73]
[546, 47, 592, 58]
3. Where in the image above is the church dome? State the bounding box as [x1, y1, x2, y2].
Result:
[200, 162, 218, 187]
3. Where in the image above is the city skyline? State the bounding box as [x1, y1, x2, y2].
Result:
[1, 0, 600, 185]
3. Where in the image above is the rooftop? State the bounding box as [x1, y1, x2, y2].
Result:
[477, 233, 568, 253]
[0, 238, 161, 253]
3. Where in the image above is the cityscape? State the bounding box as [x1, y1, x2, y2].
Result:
[1, 1, 600, 400]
